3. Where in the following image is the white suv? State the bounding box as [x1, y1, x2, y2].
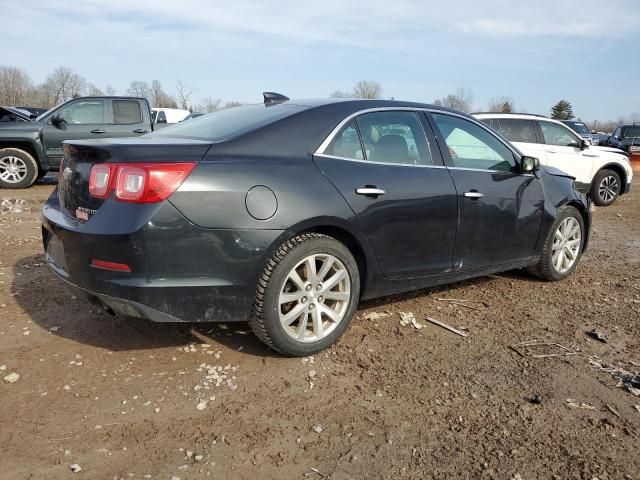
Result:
[474, 113, 633, 206]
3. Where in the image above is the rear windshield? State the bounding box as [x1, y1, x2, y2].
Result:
[149, 103, 306, 140]
[623, 126, 640, 138]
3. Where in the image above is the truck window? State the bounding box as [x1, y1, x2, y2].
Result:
[113, 100, 142, 124]
[59, 100, 104, 124]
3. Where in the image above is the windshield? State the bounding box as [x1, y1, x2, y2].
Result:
[623, 126, 640, 138]
[149, 103, 306, 140]
[36, 106, 58, 121]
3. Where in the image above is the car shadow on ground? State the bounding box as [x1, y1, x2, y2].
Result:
[11, 254, 280, 357]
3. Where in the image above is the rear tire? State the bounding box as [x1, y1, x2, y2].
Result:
[527, 205, 585, 281]
[250, 233, 360, 356]
[0, 148, 39, 189]
[591, 169, 621, 206]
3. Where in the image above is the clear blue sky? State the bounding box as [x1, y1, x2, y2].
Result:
[2, 0, 638, 121]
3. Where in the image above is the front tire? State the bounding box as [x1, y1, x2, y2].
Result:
[527, 205, 585, 281]
[0, 148, 39, 189]
[591, 169, 621, 206]
[250, 233, 360, 356]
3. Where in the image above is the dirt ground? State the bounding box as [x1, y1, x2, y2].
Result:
[1, 177, 639, 480]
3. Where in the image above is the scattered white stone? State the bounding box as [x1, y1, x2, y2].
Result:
[195, 454, 203, 462]
[3, 372, 20, 383]
[23, 330, 31, 336]
[71, 295, 78, 300]
[49, 326, 61, 332]
[312, 424, 323, 433]
[186, 451, 194, 458]
[361, 312, 391, 321]
[155, 407, 161, 413]
[63, 385, 71, 391]
[0, 365, 6, 371]
[64, 450, 71, 456]
[196, 400, 208, 411]
[178, 464, 189, 470]
[171, 477, 181, 480]
[69, 464, 82, 473]
[398, 311, 422, 329]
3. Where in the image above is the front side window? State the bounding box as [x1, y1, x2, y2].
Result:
[539, 121, 581, 147]
[355, 111, 432, 165]
[112, 100, 142, 124]
[59, 100, 104, 124]
[494, 118, 538, 144]
[431, 113, 516, 172]
[325, 120, 364, 160]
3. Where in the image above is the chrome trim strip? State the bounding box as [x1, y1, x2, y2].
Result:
[313, 153, 448, 169]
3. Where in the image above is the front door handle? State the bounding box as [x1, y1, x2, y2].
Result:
[356, 187, 386, 197]
[133, 128, 149, 134]
[90, 129, 107, 134]
[463, 191, 484, 199]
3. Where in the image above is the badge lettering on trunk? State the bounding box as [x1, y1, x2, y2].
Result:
[75, 207, 96, 221]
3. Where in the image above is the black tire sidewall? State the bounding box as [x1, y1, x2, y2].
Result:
[261, 237, 360, 356]
[540, 206, 585, 281]
[0, 149, 39, 189]
[591, 169, 621, 206]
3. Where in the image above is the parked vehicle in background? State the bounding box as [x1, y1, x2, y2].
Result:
[606, 124, 640, 172]
[42, 95, 591, 356]
[0, 96, 153, 189]
[150, 108, 190, 125]
[475, 113, 633, 206]
[561, 120, 599, 145]
[592, 132, 611, 146]
[181, 112, 205, 121]
[0, 106, 33, 122]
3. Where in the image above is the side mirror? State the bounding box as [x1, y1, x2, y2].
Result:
[580, 139, 590, 150]
[521, 156, 540, 173]
[50, 113, 64, 127]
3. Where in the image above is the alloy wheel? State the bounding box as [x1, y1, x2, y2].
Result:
[278, 253, 351, 343]
[598, 175, 619, 203]
[0, 156, 29, 184]
[551, 217, 582, 274]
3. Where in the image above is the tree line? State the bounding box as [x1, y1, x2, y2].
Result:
[1, 65, 637, 131]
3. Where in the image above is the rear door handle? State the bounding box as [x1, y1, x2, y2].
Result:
[90, 129, 106, 134]
[133, 128, 149, 134]
[582, 153, 598, 157]
[463, 191, 484, 199]
[356, 187, 385, 197]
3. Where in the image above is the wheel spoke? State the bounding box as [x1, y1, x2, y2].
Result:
[288, 269, 306, 290]
[311, 308, 323, 339]
[282, 303, 306, 326]
[297, 312, 309, 339]
[304, 256, 317, 284]
[319, 304, 341, 323]
[316, 256, 334, 282]
[323, 291, 350, 302]
[322, 269, 346, 291]
[279, 291, 304, 305]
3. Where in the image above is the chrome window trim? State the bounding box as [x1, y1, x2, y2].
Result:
[314, 153, 447, 169]
[448, 166, 535, 177]
[315, 106, 525, 164]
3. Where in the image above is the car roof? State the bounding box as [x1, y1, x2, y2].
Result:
[473, 112, 570, 125]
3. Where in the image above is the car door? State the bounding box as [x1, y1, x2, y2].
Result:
[107, 99, 150, 138]
[42, 99, 108, 167]
[537, 120, 594, 186]
[314, 110, 458, 279]
[428, 112, 544, 270]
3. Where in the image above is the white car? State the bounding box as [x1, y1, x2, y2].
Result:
[150, 108, 190, 124]
[474, 113, 633, 206]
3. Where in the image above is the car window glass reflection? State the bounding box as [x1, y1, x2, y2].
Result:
[540, 121, 580, 147]
[325, 121, 364, 160]
[60, 101, 104, 124]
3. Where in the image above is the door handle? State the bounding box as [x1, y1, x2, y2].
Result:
[546, 150, 557, 154]
[133, 128, 149, 134]
[582, 153, 598, 158]
[356, 187, 386, 197]
[463, 191, 484, 199]
[90, 129, 106, 134]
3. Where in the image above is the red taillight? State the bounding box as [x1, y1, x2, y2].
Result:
[88, 162, 196, 203]
[90, 259, 132, 272]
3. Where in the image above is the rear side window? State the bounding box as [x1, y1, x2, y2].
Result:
[112, 100, 142, 124]
[494, 118, 538, 144]
[150, 104, 306, 140]
[539, 121, 581, 147]
[325, 121, 364, 160]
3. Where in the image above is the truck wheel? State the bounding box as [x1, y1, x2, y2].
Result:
[250, 233, 360, 356]
[591, 169, 621, 206]
[0, 148, 39, 189]
[527, 205, 584, 281]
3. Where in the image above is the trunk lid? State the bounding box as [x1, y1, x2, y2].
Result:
[58, 137, 212, 220]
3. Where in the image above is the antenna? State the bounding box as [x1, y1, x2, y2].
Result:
[263, 92, 290, 105]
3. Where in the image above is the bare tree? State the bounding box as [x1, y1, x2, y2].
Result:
[222, 101, 243, 109]
[87, 84, 104, 96]
[40, 67, 87, 106]
[127, 80, 151, 100]
[433, 88, 475, 113]
[352, 80, 383, 99]
[148, 79, 176, 108]
[330, 90, 351, 99]
[0, 66, 33, 106]
[175, 79, 197, 110]
[105, 85, 117, 96]
[487, 96, 515, 113]
[197, 96, 222, 113]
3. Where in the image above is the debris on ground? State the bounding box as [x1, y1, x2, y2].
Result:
[436, 298, 490, 311]
[634, 405, 640, 414]
[196, 400, 208, 411]
[3, 372, 20, 383]
[69, 464, 82, 473]
[399, 312, 422, 329]
[566, 399, 596, 410]
[425, 316, 467, 337]
[528, 394, 543, 405]
[361, 311, 391, 321]
[308, 370, 317, 389]
[605, 404, 622, 419]
[585, 329, 608, 343]
[588, 357, 640, 397]
[511, 340, 579, 359]
[312, 424, 323, 433]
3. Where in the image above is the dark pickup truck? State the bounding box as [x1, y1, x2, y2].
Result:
[0, 96, 153, 188]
